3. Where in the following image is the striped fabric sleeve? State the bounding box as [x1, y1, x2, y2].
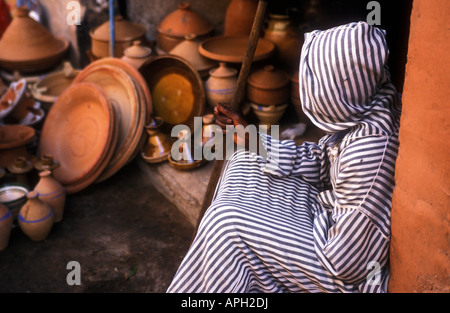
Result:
[314, 136, 395, 289]
[254, 132, 331, 185]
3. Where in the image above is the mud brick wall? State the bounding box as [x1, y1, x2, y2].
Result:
[388, 0, 450, 293]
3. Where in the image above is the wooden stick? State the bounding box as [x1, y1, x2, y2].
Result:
[194, 0, 269, 236]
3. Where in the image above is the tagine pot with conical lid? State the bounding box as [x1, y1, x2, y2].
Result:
[157, 2, 214, 53]
[0, 6, 69, 73]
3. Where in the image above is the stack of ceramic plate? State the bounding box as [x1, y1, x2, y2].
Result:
[38, 83, 117, 194]
[38, 58, 152, 194]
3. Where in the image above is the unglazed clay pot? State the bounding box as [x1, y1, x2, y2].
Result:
[205, 62, 238, 108]
[140, 117, 173, 164]
[224, 0, 258, 36]
[247, 65, 290, 106]
[121, 40, 153, 70]
[18, 190, 54, 242]
[0, 6, 69, 73]
[263, 14, 303, 69]
[0, 203, 12, 251]
[157, 2, 214, 53]
[169, 34, 217, 79]
[7, 156, 33, 187]
[251, 103, 288, 127]
[34, 170, 65, 223]
[90, 16, 147, 59]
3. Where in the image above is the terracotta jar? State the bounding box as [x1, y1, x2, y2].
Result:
[18, 190, 54, 242]
[247, 65, 290, 106]
[90, 16, 147, 59]
[263, 14, 303, 69]
[157, 2, 214, 53]
[205, 62, 238, 108]
[121, 40, 153, 70]
[140, 117, 172, 164]
[224, 0, 258, 36]
[0, 6, 69, 73]
[34, 170, 65, 223]
[0, 203, 12, 251]
[169, 34, 217, 79]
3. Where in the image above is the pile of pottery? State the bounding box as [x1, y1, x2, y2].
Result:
[0, 161, 67, 249]
[38, 58, 152, 194]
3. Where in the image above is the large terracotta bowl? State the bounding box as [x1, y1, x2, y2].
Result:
[139, 55, 205, 132]
[38, 83, 116, 194]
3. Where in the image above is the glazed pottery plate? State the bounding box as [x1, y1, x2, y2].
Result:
[198, 36, 275, 63]
[0, 79, 26, 120]
[38, 83, 116, 192]
[139, 55, 205, 132]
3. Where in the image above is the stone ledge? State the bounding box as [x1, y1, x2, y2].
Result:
[137, 158, 214, 227]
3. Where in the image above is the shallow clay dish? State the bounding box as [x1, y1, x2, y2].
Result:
[38, 83, 116, 193]
[198, 36, 275, 63]
[73, 63, 142, 182]
[139, 55, 205, 131]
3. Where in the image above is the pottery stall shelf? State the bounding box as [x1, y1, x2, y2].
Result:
[156, 2, 214, 54]
[0, 6, 69, 74]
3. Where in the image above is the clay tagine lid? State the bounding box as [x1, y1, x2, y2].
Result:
[247, 65, 290, 90]
[0, 6, 68, 64]
[90, 16, 146, 42]
[124, 40, 152, 58]
[209, 62, 237, 78]
[169, 34, 216, 72]
[7, 156, 33, 174]
[157, 2, 213, 38]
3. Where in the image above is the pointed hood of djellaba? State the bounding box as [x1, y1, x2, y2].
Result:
[299, 21, 401, 135]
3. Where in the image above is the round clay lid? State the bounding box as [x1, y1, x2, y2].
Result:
[247, 65, 290, 90]
[158, 2, 213, 38]
[209, 62, 237, 78]
[90, 16, 146, 42]
[124, 41, 152, 58]
[0, 6, 68, 62]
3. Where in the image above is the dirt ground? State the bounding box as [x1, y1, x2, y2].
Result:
[0, 160, 194, 293]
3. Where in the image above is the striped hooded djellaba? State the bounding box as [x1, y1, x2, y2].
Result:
[167, 21, 402, 293]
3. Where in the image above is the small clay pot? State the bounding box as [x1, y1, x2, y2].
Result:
[157, 2, 214, 53]
[0, 203, 13, 251]
[251, 103, 289, 127]
[34, 154, 60, 173]
[121, 40, 153, 70]
[34, 170, 66, 223]
[18, 190, 54, 242]
[7, 156, 33, 186]
[247, 65, 290, 106]
[140, 117, 173, 164]
[205, 62, 238, 108]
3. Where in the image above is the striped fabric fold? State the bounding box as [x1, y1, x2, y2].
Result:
[167, 21, 401, 293]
